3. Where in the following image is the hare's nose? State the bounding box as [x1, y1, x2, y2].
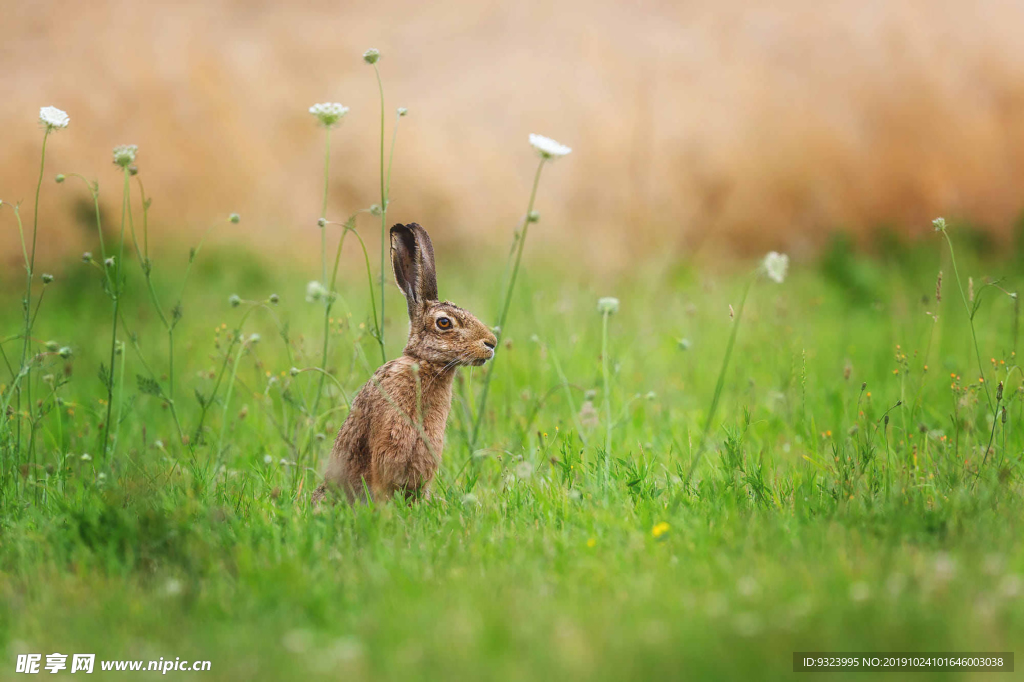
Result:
[483, 339, 496, 350]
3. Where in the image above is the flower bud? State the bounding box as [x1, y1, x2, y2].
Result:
[41, 273, 53, 284]
[55, 174, 65, 183]
[229, 213, 241, 224]
[229, 294, 242, 308]
[363, 48, 380, 64]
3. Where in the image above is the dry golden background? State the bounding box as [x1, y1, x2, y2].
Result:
[4, 0, 1024, 270]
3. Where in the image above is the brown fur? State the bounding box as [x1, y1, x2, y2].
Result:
[312, 223, 496, 505]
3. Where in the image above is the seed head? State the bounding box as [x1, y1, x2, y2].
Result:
[229, 294, 242, 308]
[997, 381, 1004, 401]
[41, 273, 53, 284]
[363, 48, 380, 64]
[306, 281, 327, 303]
[112, 145, 138, 168]
[39, 106, 69, 131]
[762, 251, 789, 283]
[529, 133, 572, 159]
[597, 297, 620, 315]
[309, 102, 349, 128]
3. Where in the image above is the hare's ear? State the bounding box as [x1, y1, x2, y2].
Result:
[390, 223, 438, 319]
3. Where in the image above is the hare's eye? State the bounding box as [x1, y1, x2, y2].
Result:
[436, 317, 453, 330]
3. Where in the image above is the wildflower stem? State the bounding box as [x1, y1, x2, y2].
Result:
[469, 158, 546, 449]
[601, 309, 613, 486]
[18, 129, 50, 463]
[215, 339, 249, 461]
[683, 274, 757, 487]
[101, 168, 130, 461]
[373, 63, 388, 364]
[321, 127, 331, 288]
[940, 229, 994, 410]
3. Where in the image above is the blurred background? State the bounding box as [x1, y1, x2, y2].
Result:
[5, 0, 1024, 271]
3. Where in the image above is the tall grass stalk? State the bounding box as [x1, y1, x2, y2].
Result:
[934, 218, 994, 410]
[15, 128, 52, 466]
[683, 277, 756, 487]
[469, 158, 546, 449]
[99, 168, 131, 461]
[600, 304, 614, 485]
[370, 58, 390, 364]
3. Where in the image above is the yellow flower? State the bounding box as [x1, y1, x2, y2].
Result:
[586, 538, 596, 548]
[651, 522, 670, 539]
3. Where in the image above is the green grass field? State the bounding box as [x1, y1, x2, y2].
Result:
[3, 215, 1024, 680]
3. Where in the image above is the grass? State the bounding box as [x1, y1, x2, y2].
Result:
[2, 228, 1024, 679]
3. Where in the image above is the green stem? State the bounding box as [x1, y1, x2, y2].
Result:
[374, 64, 388, 363]
[601, 310, 613, 486]
[941, 229, 994, 410]
[469, 158, 546, 448]
[321, 127, 331, 288]
[215, 340, 249, 460]
[20, 129, 50, 463]
[101, 168, 130, 461]
[683, 274, 757, 486]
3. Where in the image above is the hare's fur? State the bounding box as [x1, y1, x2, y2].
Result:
[312, 223, 496, 504]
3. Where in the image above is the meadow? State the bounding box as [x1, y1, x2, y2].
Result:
[3, 103, 1024, 681]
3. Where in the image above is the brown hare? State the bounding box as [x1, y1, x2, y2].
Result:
[312, 223, 497, 504]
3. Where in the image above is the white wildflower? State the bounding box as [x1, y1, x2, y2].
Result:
[39, 106, 69, 130]
[597, 297, 620, 315]
[263, 454, 273, 465]
[762, 251, 789, 283]
[112, 145, 138, 168]
[529, 133, 572, 159]
[309, 102, 349, 128]
[80, 453, 92, 462]
[362, 48, 380, 64]
[306, 280, 327, 302]
[932, 217, 947, 232]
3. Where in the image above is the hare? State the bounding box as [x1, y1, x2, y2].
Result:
[312, 223, 497, 504]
